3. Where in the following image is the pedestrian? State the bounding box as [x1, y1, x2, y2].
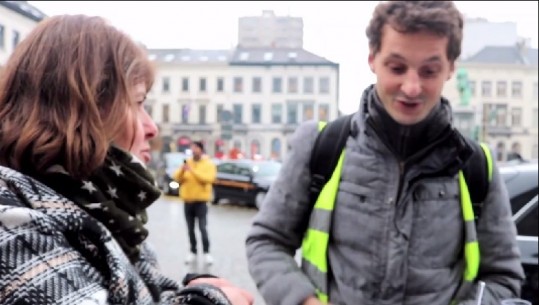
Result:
[173, 141, 217, 265]
[245, 2, 525, 305]
[0, 14, 252, 305]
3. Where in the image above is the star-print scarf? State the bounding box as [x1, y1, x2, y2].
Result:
[37, 146, 161, 262]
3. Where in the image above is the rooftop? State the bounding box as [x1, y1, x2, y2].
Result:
[463, 44, 538, 67]
[0, 1, 47, 22]
[147, 47, 338, 67]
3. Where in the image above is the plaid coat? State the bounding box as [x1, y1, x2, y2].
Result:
[0, 165, 230, 305]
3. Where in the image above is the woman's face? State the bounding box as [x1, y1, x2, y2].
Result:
[114, 83, 158, 164]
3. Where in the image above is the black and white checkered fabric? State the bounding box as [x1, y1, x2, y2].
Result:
[0, 166, 231, 305]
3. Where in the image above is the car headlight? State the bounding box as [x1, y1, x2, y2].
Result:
[169, 181, 180, 189]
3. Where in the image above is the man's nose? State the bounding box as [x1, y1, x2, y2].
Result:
[401, 71, 422, 98]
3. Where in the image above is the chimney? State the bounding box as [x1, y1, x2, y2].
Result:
[516, 38, 529, 64]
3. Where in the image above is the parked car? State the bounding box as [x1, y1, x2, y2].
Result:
[156, 152, 189, 196]
[212, 160, 281, 208]
[499, 161, 538, 305]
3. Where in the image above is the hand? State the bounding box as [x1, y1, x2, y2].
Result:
[182, 164, 190, 172]
[188, 277, 254, 305]
[302, 296, 332, 305]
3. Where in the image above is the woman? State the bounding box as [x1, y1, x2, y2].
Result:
[0, 15, 252, 305]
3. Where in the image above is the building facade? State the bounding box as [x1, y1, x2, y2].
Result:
[444, 43, 538, 161]
[238, 10, 303, 49]
[0, 1, 45, 67]
[146, 47, 339, 160]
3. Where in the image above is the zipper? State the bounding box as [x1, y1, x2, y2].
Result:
[395, 161, 406, 204]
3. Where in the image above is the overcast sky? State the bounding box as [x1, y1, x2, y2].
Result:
[29, 1, 538, 114]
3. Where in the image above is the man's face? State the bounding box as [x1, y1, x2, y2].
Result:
[368, 25, 455, 125]
[190, 144, 202, 157]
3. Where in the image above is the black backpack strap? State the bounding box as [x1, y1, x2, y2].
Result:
[462, 139, 491, 222]
[309, 114, 354, 205]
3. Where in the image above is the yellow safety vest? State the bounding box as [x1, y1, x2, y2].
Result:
[301, 121, 493, 303]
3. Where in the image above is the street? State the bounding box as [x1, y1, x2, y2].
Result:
[145, 196, 266, 305]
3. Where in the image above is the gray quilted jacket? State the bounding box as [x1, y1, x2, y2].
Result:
[246, 91, 524, 305]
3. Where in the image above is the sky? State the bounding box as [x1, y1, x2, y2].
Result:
[29, 1, 538, 115]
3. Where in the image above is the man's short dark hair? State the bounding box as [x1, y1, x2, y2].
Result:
[366, 1, 464, 61]
[192, 141, 204, 152]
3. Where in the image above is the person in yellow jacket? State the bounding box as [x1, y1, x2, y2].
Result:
[173, 141, 217, 265]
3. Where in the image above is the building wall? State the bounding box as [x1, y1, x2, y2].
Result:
[0, 5, 41, 66]
[147, 61, 338, 160]
[443, 63, 538, 160]
[238, 10, 303, 49]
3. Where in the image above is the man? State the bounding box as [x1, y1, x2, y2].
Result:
[173, 141, 217, 265]
[245, 2, 525, 305]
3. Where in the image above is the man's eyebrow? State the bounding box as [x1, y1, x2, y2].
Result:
[386, 53, 442, 63]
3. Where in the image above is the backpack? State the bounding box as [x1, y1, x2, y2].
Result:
[309, 114, 491, 223]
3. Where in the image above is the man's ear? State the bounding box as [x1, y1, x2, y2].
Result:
[368, 51, 376, 73]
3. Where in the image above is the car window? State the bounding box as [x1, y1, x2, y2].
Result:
[253, 162, 282, 177]
[235, 164, 252, 177]
[217, 163, 236, 174]
[515, 199, 538, 237]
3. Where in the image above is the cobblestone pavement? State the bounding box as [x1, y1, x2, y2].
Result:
[145, 196, 266, 305]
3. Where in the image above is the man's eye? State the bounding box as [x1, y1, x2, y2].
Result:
[390, 66, 406, 74]
[419, 67, 439, 78]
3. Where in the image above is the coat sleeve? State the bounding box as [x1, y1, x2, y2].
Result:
[0, 205, 111, 305]
[458, 160, 526, 305]
[245, 121, 320, 305]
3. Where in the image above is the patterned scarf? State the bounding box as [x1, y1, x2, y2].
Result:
[37, 146, 161, 262]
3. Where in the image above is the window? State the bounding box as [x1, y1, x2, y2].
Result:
[199, 105, 206, 124]
[318, 104, 330, 121]
[287, 103, 298, 124]
[0, 25, 5, 49]
[252, 77, 262, 93]
[272, 77, 282, 93]
[485, 104, 507, 127]
[319, 77, 330, 94]
[303, 77, 314, 94]
[512, 81, 523, 98]
[252, 104, 261, 124]
[250, 140, 261, 158]
[217, 77, 224, 92]
[533, 82, 538, 99]
[271, 138, 282, 159]
[12, 30, 20, 49]
[233, 77, 243, 93]
[481, 81, 491, 97]
[216, 104, 224, 123]
[233, 104, 243, 124]
[162, 77, 170, 93]
[533, 145, 538, 159]
[162, 104, 170, 123]
[496, 81, 507, 97]
[181, 104, 189, 123]
[511, 108, 522, 127]
[532, 109, 538, 128]
[302, 103, 314, 121]
[469, 80, 476, 96]
[288, 77, 298, 93]
[271, 104, 282, 123]
[182, 77, 189, 92]
[199, 77, 207, 92]
[217, 163, 237, 174]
